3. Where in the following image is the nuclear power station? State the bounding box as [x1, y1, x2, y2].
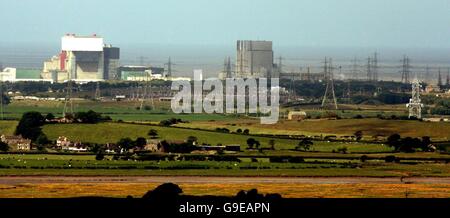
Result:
[235, 40, 274, 78]
[42, 34, 120, 82]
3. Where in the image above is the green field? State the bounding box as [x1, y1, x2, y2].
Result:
[177, 118, 450, 140]
[0, 154, 449, 177]
[38, 122, 393, 152]
[3, 100, 238, 121]
[0, 120, 17, 135]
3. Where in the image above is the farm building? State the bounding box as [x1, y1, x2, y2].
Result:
[0, 135, 32, 151]
[288, 111, 307, 120]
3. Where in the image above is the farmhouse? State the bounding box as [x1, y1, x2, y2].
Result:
[288, 111, 307, 121]
[56, 136, 88, 152]
[105, 143, 119, 153]
[0, 135, 32, 151]
[142, 139, 162, 152]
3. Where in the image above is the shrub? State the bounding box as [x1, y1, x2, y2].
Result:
[337, 146, 348, 154]
[385, 155, 398, 163]
[95, 152, 105, 161]
[360, 155, 368, 162]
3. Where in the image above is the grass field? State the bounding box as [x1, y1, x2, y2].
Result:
[0, 154, 449, 177]
[0, 120, 18, 135]
[39, 122, 392, 152]
[3, 100, 238, 121]
[177, 118, 450, 140]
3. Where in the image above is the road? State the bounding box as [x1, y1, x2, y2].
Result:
[1, 176, 450, 185]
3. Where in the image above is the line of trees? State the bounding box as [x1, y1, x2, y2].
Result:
[386, 134, 433, 152]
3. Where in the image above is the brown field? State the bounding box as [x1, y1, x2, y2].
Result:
[0, 183, 449, 198]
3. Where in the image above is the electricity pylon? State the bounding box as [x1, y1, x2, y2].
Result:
[63, 79, 74, 117]
[321, 57, 338, 110]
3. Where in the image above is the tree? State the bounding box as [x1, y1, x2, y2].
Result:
[255, 141, 261, 149]
[36, 134, 49, 147]
[148, 129, 158, 138]
[354, 131, 363, 141]
[95, 150, 105, 160]
[243, 129, 250, 135]
[35, 134, 48, 151]
[246, 138, 257, 149]
[15, 111, 45, 141]
[0, 141, 9, 152]
[135, 137, 147, 149]
[337, 146, 348, 154]
[296, 138, 313, 151]
[1, 94, 10, 105]
[398, 137, 418, 153]
[90, 144, 102, 153]
[421, 136, 432, 152]
[117, 137, 134, 152]
[387, 134, 401, 151]
[45, 113, 55, 121]
[236, 129, 243, 134]
[74, 110, 102, 123]
[268, 139, 276, 150]
[186, 136, 198, 145]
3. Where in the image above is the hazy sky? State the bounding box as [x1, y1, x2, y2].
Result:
[1, 0, 450, 48]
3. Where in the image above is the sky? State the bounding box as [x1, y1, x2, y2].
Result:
[1, 0, 450, 49]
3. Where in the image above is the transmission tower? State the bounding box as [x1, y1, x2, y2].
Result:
[138, 56, 148, 66]
[424, 65, 431, 83]
[223, 56, 233, 78]
[372, 52, 378, 81]
[0, 73, 4, 120]
[94, 82, 101, 100]
[63, 79, 74, 117]
[366, 56, 372, 81]
[278, 56, 283, 75]
[366, 53, 378, 81]
[139, 71, 154, 111]
[407, 78, 423, 119]
[164, 57, 175, 77]
[287, 67, 298, 102]
[350, 57, 362, 80]
[400, 55, 411, 84]
[305, 66, 312, 81]
[321, 57, 338, 110]
[446, 68, 450, 86]
[438, 68, 443, 87]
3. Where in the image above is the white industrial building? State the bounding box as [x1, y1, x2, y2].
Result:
[42, 34, 120, 83]
[0, 68, 16, 82]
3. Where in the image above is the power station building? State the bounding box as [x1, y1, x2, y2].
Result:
[235, 40, 274, 78]
[42, 34, 120, 82]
